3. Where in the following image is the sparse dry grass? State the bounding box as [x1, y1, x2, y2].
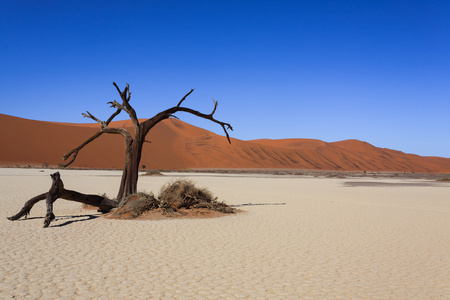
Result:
[142, 170, 164, 176]
[437, 178, 450, 182]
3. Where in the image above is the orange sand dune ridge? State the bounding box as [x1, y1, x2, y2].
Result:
[1, 114, 449, 172]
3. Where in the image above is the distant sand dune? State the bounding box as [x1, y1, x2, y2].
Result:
[1, 113, 449, 172]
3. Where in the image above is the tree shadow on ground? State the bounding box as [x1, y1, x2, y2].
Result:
[50, 214, 100, 227]
[16, 214, 101, 227]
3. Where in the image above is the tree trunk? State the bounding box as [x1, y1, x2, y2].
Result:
[116, 137, 143, 201]
[8, 172, 118, 227]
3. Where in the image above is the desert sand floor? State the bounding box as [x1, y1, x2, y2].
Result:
[1, 168, 450, 299]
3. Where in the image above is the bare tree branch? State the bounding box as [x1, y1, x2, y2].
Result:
[112, 81, 124, 95]
[63, 99, 134, 167]
[102, 127, 133, 140]
[63, 126, 133, 168]
[142, 91, 233, 143]
[107, 100, 126, 112]
[210, 98, 218, 117]
[106, 108, 122, 124]
[63, 83, 146, 168]
[113, 82, 139, 133]
[82, 111, 106, 128]
[177, 106, 233, 143]
[176, 89, 195, 107]
[63, 103, 130, 167]
[62, 131, 103, 167]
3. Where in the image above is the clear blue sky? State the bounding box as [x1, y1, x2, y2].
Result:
[1, 0, 449, 157]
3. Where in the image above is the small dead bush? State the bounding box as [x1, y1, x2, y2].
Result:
[142, 170, 164, 176]
[437, 178, 450, 182]
[158, 179, 234, 213]
[113, 192, 158, 219]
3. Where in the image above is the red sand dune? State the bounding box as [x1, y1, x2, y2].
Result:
[1, 113, 449, 173]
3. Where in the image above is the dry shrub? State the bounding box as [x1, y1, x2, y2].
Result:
[113, 192, 159, 219]
[158, 179, 234, 213]
[437, 178, 450, 182]
[142, 170, 164, 176]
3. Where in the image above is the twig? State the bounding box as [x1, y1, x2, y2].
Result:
[231, 202, 286, 207]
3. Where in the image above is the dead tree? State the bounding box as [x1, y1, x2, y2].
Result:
[64, 83, 232, 200]
[8, 82, 232, 227]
